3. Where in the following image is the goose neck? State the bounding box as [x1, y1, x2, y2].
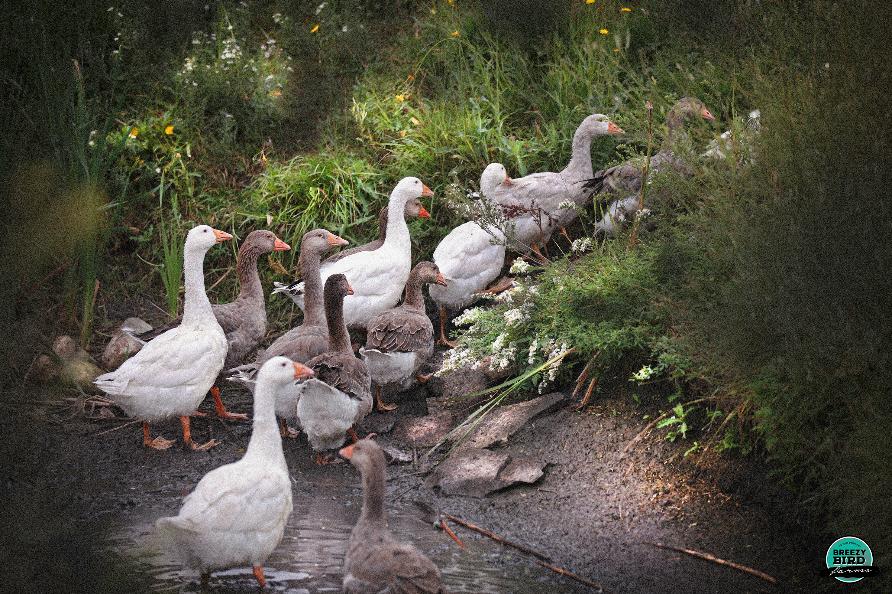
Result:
[384, 197, 410, 250]
[359, 457, 386, 525]
[243, 379, 286, 466]
[300, 251, 325, 327]
[325, 292, 351, 353]
[181, 247, 214, 326]
[565, 124, 596, 179]
[235, 245, 264, 305]
[402, 275, 426, 311]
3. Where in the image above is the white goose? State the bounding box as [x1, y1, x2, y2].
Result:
[487, 115, 624, 257]
[94, 224, 232, 450]
[429, 163, 510, 347]
[273, 177, 433, 329]
[296, 275, 372, 464]
[156, 356, 314, 589]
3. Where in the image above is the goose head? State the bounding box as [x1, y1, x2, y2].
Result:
[480, 162, 514, 195]
[390, 177, 434, 210]
[411, 261, 448, 287]
[405, 197, 430, 219]
[339, 437, 386, 471]
[186, 224, 232, 254]
[243, 229, 290, 255]
[302, 228, 348, 256]
[579, 113, 625, 137]
[258, 355, 315, 385]
[326, 273, 354, 299]
[671, 97, 716, 125]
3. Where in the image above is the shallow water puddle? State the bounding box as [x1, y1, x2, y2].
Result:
[105, 490, 591, 593]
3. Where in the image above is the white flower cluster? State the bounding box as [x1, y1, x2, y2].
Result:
[452, 307, 485, 327]
[509, 258, 531, 275]
[220, 38, 242, 63]
[631, 365, 656, 382]
[502, 308, 526, 327]
[538, 340, 571, 393]
[571, 237, 593, 254]
[489, 333, 518, 371]
[436, 344, 477, 376]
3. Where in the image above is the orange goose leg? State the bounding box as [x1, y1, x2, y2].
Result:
[279, 418, 299, 439]
[374, 385, 397, 412]
[142, 422, 175, 450]
[210, 386, 249, 421]
[436, 306, 458, 348]
[252, 565, 266, 588]
[180, 416, 220, 451]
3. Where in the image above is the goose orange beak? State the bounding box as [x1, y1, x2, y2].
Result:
[700, 107, 716, 121]
[293, 362, 314, 380]
[435, 272, 448, 287]
[420, 183, 434, 197]
[328, 233, 349, 247]
[339, 444, 354, 460]
[417, 205, 431, 219]
[273, 238, 291, 251]
[212, 229, 233, 243]
[346, 283, 355, 296]
[607, 121, 625, 135]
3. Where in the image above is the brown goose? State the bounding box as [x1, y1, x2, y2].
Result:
[323, 198, 428, 266]
[137, 229, 289, 420]
[296, 274, 372, 464]
[586, 97, 716, 197]
[229, 229, 348, 437]
[340, 439, 447, 594]
[360, 262, 446, 412]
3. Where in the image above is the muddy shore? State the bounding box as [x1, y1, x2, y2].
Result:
[0, 361, 828, 593]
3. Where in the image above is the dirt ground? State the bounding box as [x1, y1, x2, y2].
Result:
[0, 351, 831, 593]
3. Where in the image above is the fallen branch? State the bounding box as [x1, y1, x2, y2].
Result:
[535, 559, 604, 592]
[94, 419, 140, 436]
[441, 512, 552, 562]
[640, 541, 777, 585]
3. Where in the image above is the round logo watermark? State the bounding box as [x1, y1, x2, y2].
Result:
[825, 536, 873, 583]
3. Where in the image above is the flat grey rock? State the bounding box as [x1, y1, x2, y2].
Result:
[426, 448, 510, 497]
[497, 455, 547, 486]
[360, 414, 396, 436]
[461, 392, 566, 450]
[391, 412, 454, 448]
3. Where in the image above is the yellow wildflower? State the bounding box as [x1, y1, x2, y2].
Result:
[586, 0, 595, 4]
[399, 130, 407, 138]
[620, 6, 632, 12]
[128, 127, 138, 139]
[599, 28, 609, 35]
[310, 23, 320, 33]
[451, 30, 460, 37]
[613, 47, 620, 52]
[164, 125, 174, 135]
[269, 88, 282, 97]
[395, 93, 406, 102]
[447, 0, 454, 4]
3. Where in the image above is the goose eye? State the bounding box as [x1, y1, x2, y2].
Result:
[203, 229, 208, 233]
[281, 362, 286, 367]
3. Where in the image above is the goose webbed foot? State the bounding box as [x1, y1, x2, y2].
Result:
[179, 416, 220, 451]
[210, 386, 249, 421]
[415, 372, 433, 384]
[142, 422, 175, 450]
[478, 276, 514, 295]
[374, 385, 397, 412]
[279, 418, 300, 439]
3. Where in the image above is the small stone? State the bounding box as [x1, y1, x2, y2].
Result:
[102, 318, 151, 370]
